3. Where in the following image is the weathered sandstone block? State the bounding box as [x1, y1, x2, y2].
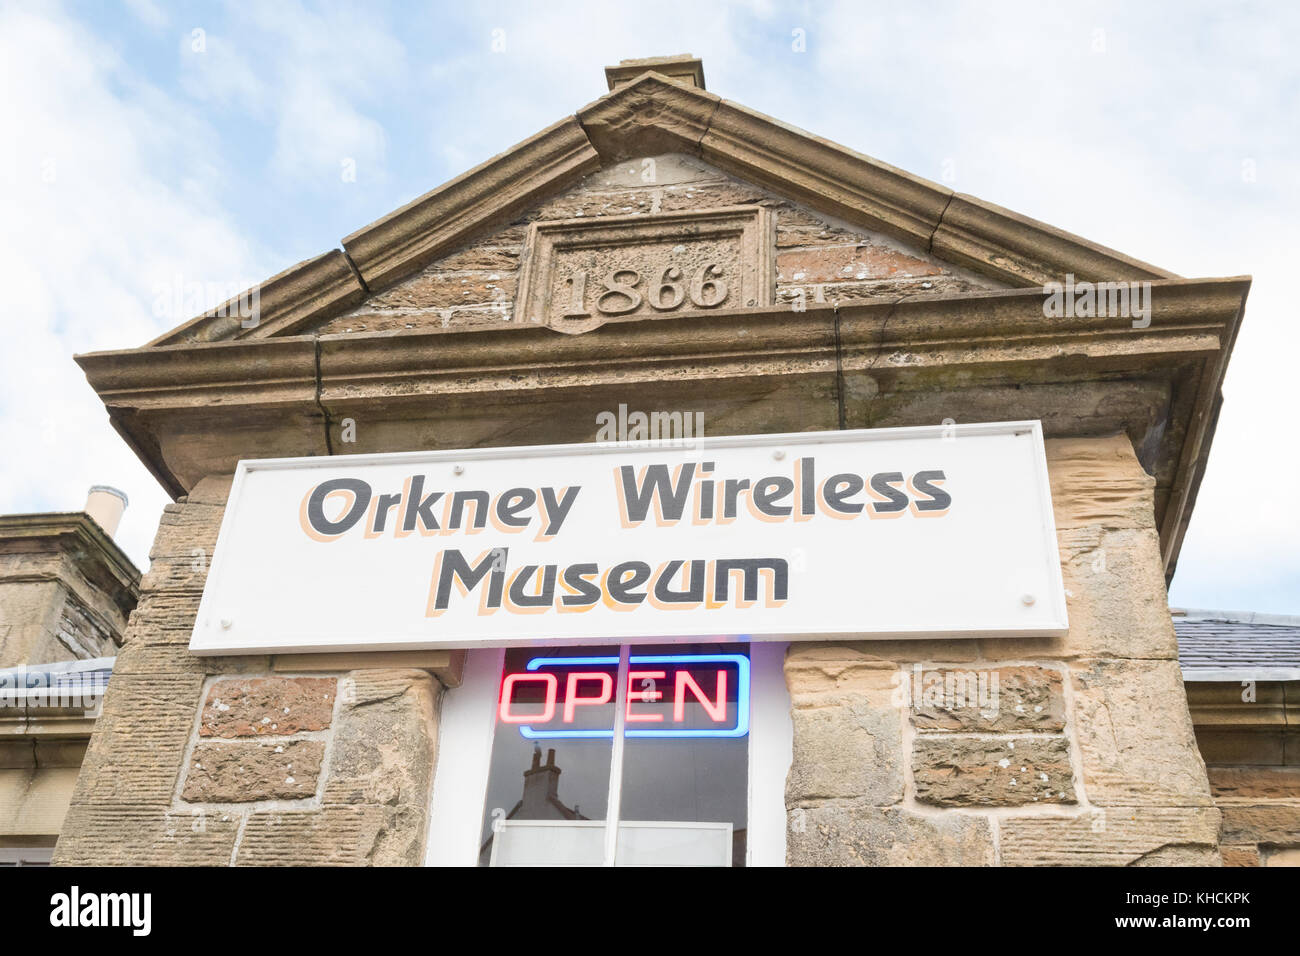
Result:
[235, 804, 424, 866]
[786, 702, 903, 805]
[363, 272, 515, 312]
[1000, 807, 1221, 866]
[912, 736, 1075, 807]
[776, 245, 942, 284]
[784, 648, 903, 805]
[1220, 844, 1260, 867]
[183, 739, 325, 802]
[322, 669, 439, 807]
[911, 665, 1065, 733]
[1208, 766, 1300, 800]
[54, 805, 242, 866]
[982, 435, 1179, 661]
[788, 806, 995, 867]
[148, 501, 227, 560]
[1218, 803, 1300, 846]
[67, 673, 204, 808]
[1045, 434, 1159, 532]
[200, 677, 337, 738]
[1071, 660, 1213, 806]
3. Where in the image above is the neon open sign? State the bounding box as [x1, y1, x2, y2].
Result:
[498, 654, 750, 739]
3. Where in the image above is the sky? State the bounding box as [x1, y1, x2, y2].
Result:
[0, 0, 1296, 614]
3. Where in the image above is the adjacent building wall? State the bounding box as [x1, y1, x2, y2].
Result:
[0, 511, 139, 850]
[1188, 680, 1300, 865]
[0, 514, 139, 668]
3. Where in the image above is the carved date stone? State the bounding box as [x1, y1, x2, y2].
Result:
[515, 206, 774, 333]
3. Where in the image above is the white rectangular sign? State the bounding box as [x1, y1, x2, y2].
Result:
[189, 421, 1067, 655]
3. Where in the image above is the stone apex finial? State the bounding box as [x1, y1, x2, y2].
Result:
[605, 54, 705, 91]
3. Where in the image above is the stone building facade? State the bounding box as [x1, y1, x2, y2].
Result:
[55, 56, 1250, 866]
[0, 503, 137, 669]
[1178, 612, 1300, 866]
[0, 494, 139, 860]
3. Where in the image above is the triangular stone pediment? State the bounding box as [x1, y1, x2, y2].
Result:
[148, 68, 1175, 348]
[306, 154, 999, 338]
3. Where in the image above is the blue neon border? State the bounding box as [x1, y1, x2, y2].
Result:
[513, 653, 750, 739]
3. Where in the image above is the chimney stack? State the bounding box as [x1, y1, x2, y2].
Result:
[84, 485, 128, 538]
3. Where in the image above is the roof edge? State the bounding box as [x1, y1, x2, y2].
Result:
[147, 250, 365, 348]
[1181, 667, 1300, 682]
[1174, 607, 1300, 626]
[342, 116, 601, 291]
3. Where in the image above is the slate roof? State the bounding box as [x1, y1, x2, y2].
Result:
[1175, 610, 1300, 681]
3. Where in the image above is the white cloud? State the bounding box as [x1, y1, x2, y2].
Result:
[229, 0, 404, 187]
[177, 29, 268, 114]
[122, 0, 166, 30]
[269, 70, 389, 185]
[0, 2, 266, 570]
[414, 1, 749, 169]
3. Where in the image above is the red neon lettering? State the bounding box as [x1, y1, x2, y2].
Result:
[564, 672, 613, 722]
[499, 673, 558, 723]
[625, 670, 666, 722]
[675, 670, 728, 723]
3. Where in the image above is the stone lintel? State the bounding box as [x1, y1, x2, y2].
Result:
[272, 649, 466, 688]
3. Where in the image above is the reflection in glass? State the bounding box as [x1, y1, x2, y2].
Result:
[619, 643, 749, 866]
[478, 646, 616, 866]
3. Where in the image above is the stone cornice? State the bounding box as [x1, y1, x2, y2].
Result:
[79, 336, 319, 411]
[579, 76, 1175, 286]
[79, 279, 1247, 406]
[835, 279, 1243, 363]
[0, 711, 99, 738]
[932, 193, 1177, 286]
[699, 96, 951, 254]
[0, 513, 141, 611]
[306, 282, 1243, 401]
[1186, 681, 1297, 734]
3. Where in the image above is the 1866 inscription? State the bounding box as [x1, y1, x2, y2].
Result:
[562, 262, 729, 317]
[515, 207, 773, 334]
